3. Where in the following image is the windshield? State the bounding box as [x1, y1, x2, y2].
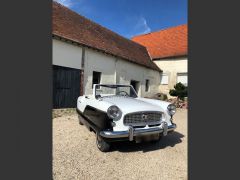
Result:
[95, 85, 138, 99]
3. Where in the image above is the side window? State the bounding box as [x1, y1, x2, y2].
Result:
[160, 73, 169, 85]
[177, 72, 188, 86]
[92, 71, 101, 88]
[145, 79, 149, 92]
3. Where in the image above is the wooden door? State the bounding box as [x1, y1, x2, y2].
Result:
[53, 65, 81, 108]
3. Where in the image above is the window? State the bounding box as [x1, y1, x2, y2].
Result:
[160, 73, 169, 85]
[145, 79, 149, 92]
[177, 72, 188, 86]
[92, 71, 101, 88]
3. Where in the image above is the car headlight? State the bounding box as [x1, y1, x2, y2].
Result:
[107, 105, 122, 120]
[167, 104, 176, 116]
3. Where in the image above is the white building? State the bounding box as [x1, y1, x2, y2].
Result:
[132, 25, 188, 96]
[52, 2, 162, 108]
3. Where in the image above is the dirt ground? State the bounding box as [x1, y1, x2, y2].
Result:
[53, 108, 187, 180]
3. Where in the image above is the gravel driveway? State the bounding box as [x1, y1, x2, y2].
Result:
[53, 109, 187, 180]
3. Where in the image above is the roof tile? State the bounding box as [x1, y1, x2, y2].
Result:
[132, 25, 188, 59]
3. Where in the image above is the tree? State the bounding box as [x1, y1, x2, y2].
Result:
[169, 82, 187, 100]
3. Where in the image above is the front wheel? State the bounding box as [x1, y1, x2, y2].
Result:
[96, 132, 111, 152]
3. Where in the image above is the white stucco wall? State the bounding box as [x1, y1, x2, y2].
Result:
[52, 39, 82, 69]
[116, 59, 161, 97]
[53, 38, 161, 97]
[154, 56, 188, 95]
[84, 48, 116, 95]
[84, 48, 161, 97]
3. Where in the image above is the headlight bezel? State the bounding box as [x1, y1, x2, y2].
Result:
[107, 105, 122, 121]
[167, 104, 176, 116]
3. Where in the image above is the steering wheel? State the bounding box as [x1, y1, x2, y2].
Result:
[116, 91, 129, 96]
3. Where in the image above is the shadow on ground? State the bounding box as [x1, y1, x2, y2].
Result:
[110, 131, 184, 153]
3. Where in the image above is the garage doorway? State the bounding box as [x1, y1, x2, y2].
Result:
[53, 65, 81, 108]
[130, 80, 140, 95]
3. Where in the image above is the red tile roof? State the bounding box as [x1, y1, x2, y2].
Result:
[52, 2, 161, 72]
[132, 25, 188, 59]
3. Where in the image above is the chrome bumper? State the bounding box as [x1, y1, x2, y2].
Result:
[100, 122, 176, 141]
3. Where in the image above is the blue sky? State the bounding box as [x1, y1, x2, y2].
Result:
[55, 0, 187, 39]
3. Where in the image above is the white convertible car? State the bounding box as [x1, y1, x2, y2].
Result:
[77, 84, 176, 152]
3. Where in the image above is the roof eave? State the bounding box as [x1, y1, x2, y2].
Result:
[152, 54, 188, 61]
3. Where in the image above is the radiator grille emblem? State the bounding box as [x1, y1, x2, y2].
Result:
[142, 114, 148, 120]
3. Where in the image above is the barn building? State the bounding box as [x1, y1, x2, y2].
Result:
[52, 2, 162, 108]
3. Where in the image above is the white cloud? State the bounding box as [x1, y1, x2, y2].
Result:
[54, 0, 73, 8]
[126, 16, 151, 38]
[135, 17, 151, 34]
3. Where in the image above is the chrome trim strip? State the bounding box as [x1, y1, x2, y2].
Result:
[100, 123, 177, 139]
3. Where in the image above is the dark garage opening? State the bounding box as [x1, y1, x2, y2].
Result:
[92, 71, 101, 88]
[53, 65, 81, 109]
[130, 80, 140, 95]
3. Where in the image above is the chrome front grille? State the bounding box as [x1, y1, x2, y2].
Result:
[123, 112, 162, 127]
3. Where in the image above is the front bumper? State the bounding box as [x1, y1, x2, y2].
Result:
[100, 122, 176, 141]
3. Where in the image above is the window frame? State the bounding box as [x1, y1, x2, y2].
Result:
[160, 73, 169, 85]
[177, 72, 188, 86]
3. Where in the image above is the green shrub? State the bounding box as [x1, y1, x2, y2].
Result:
[169, 82, 187, 101]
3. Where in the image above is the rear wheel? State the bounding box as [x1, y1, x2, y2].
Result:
[96, 132, 111, 152]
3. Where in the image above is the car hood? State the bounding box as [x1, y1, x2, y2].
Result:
[101, 96, 164, 113]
